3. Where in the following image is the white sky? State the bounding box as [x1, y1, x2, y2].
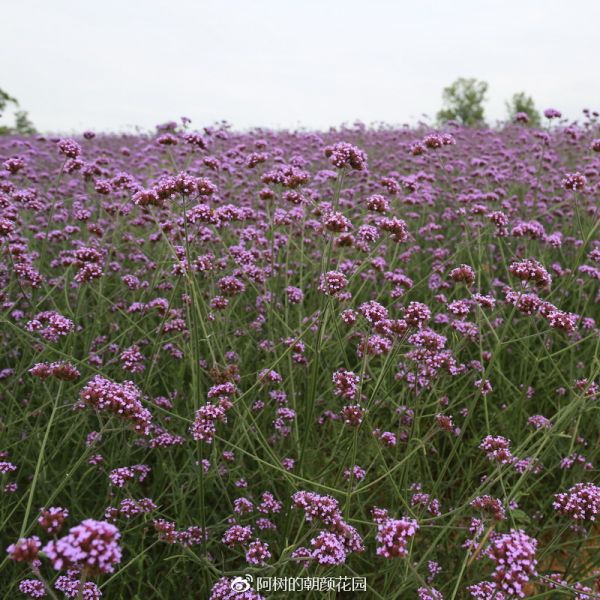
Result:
[2, 0, 598, 133]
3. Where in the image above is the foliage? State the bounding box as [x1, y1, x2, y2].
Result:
[437, 78, 488, 126]
[506, 92, 541, 126]
[0, 87, 36, 135]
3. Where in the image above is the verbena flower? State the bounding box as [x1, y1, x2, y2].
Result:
[43, 519, 122, 574]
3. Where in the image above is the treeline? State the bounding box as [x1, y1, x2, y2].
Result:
[0, 81, 551, 135]
[437, 77, 542, 126]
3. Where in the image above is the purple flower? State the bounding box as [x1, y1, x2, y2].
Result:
[18, 579, 46, 598]
[553, 482, 600, 521]
[375, 517, 419, 559]
[245, 539, 271, 565]
[561, 172, 586, 191]
[309, 531, 347, 565]
[324, 142, 367, 170]
[318, 271, 349, 297]
[485, 529, 537, 598]
[6, 536, 41, 562]
[43, 519, 122, 574]
[77, 376, 152, 436]
[57, 138, 82, 158]
[543, 108, 562, 119]
[38, 507, 69, 534]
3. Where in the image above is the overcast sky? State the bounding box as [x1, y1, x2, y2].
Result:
[2, 0, 598, 133]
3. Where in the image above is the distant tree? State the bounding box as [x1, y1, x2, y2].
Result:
[437, 78, 488, 126]
[0, 88, 18, 116]
[0, 88, 18, 133]
[14, 110, 37, 135]
[505, 92, 541, 126]
[0, 87, 36, 135]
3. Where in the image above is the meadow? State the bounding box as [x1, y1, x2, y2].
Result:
[1, 114, 599, 599]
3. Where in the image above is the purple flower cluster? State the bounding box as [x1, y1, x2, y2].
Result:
[6, 536, 41, 562]
[553, 482, 600, 521]
[108, 464, 151, 487]
[55, 571, 103, 599]
[29, 361, 80, 381]
[18, 579, 46, 598]
[42, 519, 122, 574]
[291, 490, 364, 565]
[153, 518, 205, 546]
[485, 529, 538, 598]
[77, 375, 153, 435]
[479, 435, 514, 465]
[105, 497, 157, 521]
[26, 311, 74, 342]
[375, 517, 419, 559]
[38, 506, 69, 534]
[324, 141, 367, 170]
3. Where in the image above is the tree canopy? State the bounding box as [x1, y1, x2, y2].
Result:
[0, 87, 36, 135]
[506, 91, 541, 126]
[437, 78, 488, 126]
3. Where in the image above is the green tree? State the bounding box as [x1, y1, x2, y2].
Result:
[0, 88, 18, 115]
[437, 77, 488, 126]
[0, 88, 18, 133]
[505, 92, 541, 126]
[14, 110, 37, 135]
[0, 87, 36, 135]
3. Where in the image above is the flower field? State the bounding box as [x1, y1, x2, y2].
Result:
[1, 116, 599, 599]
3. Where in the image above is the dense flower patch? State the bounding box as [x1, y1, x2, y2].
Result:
[1, 115, 599, 597]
